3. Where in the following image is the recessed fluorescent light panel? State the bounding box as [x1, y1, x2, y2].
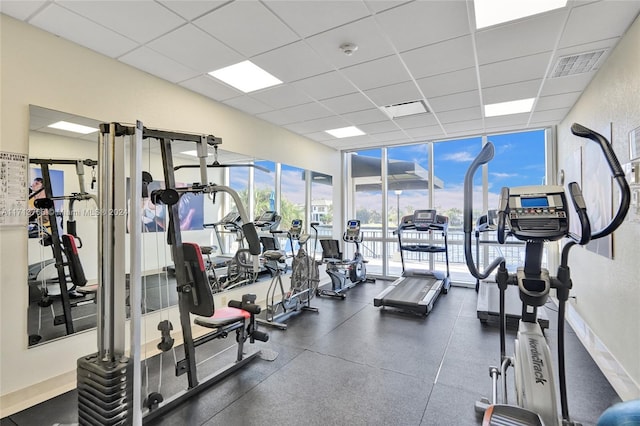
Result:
[47, 121, 98, 134]
[325, 126, 365, 138]
[381, 100, 429, 119]
[208, 60, 282, 93]
[474, 0, 567, 29]
[484, 98, 535, 117]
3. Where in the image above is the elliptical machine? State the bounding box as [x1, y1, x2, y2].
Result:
[257, 219, 319, 330]
[317, 219, 369, 299]
[463, 123, 630, 426]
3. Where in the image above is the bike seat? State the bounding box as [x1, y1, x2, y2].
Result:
[263, 250, 286, 262]
[199, 245, 218, 255]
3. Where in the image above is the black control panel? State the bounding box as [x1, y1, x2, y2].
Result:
[344, 219, 361, 242]
[289, 219, 303, 240]
[507, 186, 568, 241]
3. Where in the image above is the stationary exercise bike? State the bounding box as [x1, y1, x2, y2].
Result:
[257, 219, 319, 329]
[462, 123, 630, 426]
[317, 219, 370, 299]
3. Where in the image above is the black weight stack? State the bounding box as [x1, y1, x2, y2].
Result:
[77, 353, 133, 426]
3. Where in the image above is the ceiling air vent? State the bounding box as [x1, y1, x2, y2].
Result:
[550, 49, 607, 78]
[381, 100, 429, 119]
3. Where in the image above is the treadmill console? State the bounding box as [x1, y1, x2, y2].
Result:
[289, 219, 303, 239]
[413, 209, 437, 231]
[254, 211, 281, 231]
[221, 211, 241, 230]
[344, 219, 361, 242]
[507, 185, 568, 242]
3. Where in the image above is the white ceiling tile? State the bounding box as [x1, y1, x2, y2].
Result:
[480, 52, 552, 88]
[303, 131, 335, 142]
[179, 75, 242, 101]
[293, 71, 357, 100]
[370, 130, 409, 143]
[484, 113, 529, 128]
[274, 102, 335, 124]
[194, 2, 299, 57]
[429, 91, 481, 113]
[158, 1, 228, 21]
[401, 36, 476, 79]
[560, 1, 640, 49]
[535, 92, 581, 111]
[436, 106, 482, 124]
[364, 81, 422, 107]
[319, 93, 376, 115]
[341, 108, 389, 125]
[250, 85, 313, 109]
[363, 1, 412, 14]
[359, 120, 399, 134]
[475, 10, 566, 65]
[57, 0, 185, 44]
[442, 120, 485, 137]
[393, 113, 438, 129]
[541, 72, 594, 97]
[340, 55, 411, 91]
[251, 41, 332, 83]
[530, 108, 570, 123]
[28, 4, 138, 58]
[284, 116, 350, 134]
[264, 0, 371, 38]
[416, 68, 478, 98]
[224, 96, 273, 115]
[482, 80, 541, 105]
[374, 0, 470, 52]
[305, 17, 396, 69]
[119, 46, 200, 83]
[0, 0, 47, 20]
[257, 110, 295, 126]
[147, 24, 243, 73]
[405, 125, 445, 139]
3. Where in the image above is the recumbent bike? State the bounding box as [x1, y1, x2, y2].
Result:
[317, 219, 370, 299]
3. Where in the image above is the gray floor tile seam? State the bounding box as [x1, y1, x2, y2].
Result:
[302, 346, 438, 383]
[192, 350, 308, 426]
[431, 296, 467, 386]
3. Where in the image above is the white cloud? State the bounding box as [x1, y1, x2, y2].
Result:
[442, 151, 475, 162]
[491, 172, 518, 179]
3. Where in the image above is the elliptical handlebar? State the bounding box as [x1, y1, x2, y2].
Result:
[463, 142, 505, 280]
[570, 123, 631, 242]
[496, 187, 510, 244]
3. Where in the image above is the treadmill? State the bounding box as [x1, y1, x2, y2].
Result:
[374, 209, 451, 315]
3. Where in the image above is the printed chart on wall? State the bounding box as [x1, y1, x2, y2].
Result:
[0, 151, 28, 226]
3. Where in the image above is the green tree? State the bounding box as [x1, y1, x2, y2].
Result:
[356, 208, 370, 224]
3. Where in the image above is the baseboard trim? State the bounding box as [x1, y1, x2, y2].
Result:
[566, 301, 640, 401]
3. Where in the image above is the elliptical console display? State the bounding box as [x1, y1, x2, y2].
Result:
[507, 186, 568, 241]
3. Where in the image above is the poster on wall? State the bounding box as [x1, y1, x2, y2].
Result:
[0, 152, 28, 227]
[582, 123, 614, 259]
[126, 179, 204, 233]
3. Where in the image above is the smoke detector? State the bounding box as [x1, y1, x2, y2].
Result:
[340, 43, 358, 56]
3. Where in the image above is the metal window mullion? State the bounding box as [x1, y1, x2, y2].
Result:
[381, 148, 388, 277]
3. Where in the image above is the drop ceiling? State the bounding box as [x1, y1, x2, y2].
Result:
[4, 0, 640, 151]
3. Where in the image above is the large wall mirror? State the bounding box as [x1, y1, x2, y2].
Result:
[27, 105, 336, 347]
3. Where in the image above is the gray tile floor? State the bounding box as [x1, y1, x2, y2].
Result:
[2, 280, 620, 426]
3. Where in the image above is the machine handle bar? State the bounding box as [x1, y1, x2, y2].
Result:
[463, 142, 505, 280]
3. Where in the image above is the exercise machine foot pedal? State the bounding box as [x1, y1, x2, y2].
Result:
[483, 405, 544, 426]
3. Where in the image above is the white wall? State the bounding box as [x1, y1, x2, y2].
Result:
[557, 15, 640, 398]
[0, 14, 340, 407]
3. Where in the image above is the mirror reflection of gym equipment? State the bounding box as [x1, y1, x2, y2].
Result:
[27, 158, 99, 345]
[317, 219, 371, 299]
